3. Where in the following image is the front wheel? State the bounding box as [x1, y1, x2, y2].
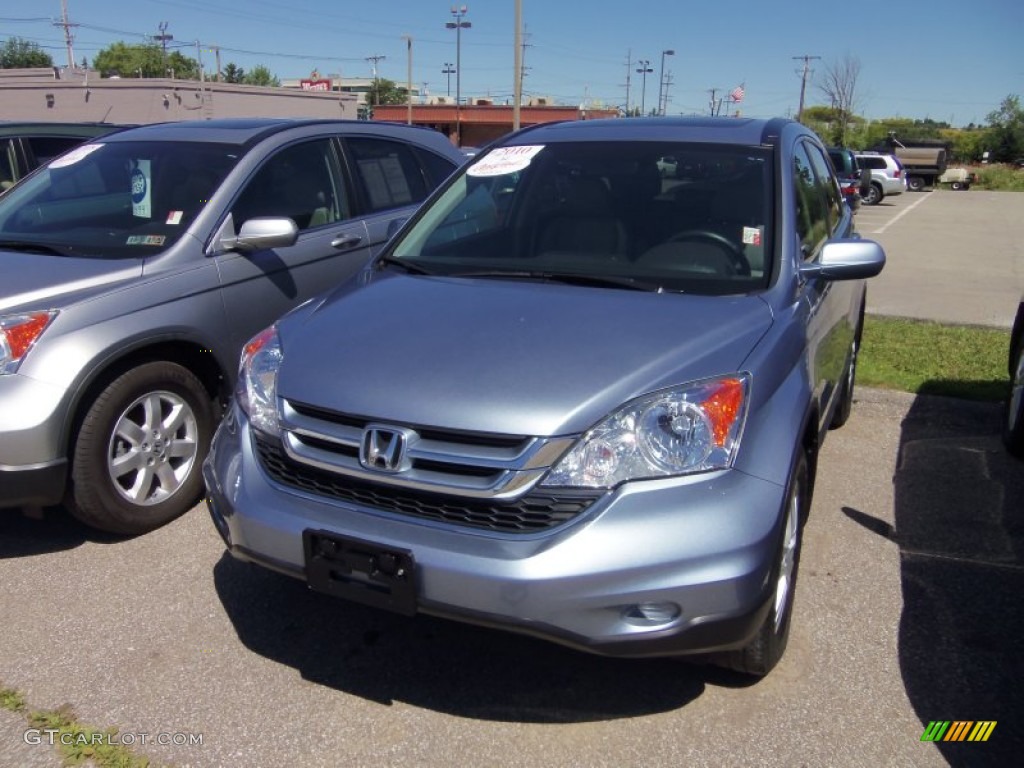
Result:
[720, 452, 809, 676]
[68, 362, 215, 535]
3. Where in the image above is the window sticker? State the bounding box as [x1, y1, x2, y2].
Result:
[467, 145, 544, 177]
[130, 159, 152, 218]
[49, 143, 102, 169]
[742, 226, 762, 246]
[126, 235, 166, 246]
[167, 210, 184, 225]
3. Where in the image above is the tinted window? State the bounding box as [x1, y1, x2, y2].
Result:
[859, 156, 885, 170]
[806, 143, 844, 237]
[0, 139, 15, 190]
[232, 139, 347, 230]
[793, 143, 828, 258]
[413, 147, 458, 187]
[347, 138, 430, 213]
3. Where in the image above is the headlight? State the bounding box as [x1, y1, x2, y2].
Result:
[0, 311, 57, 375]
[541, 374, 750, 489]
[237, 325, 283, 437]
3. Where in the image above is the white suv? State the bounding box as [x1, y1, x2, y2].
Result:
[854, 152, 906, 205]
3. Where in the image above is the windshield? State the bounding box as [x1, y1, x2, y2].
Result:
[0, 140, 241, 258]
[389, 141, 773, 294]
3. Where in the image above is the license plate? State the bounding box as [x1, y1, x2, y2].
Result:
[303, 530, 416, 616]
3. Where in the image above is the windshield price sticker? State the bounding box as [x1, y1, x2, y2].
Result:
[467, 145, 545, 177]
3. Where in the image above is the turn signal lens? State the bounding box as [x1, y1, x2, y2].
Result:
[0, 311, 57, 374]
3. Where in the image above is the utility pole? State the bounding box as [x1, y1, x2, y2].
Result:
[661, 72, 674, 115]
[401, 36, 413, 125]
[513, 0, 522, 130]
[365, 54, 386, 105]
[657, 49, 674, 116]
[153, 21, 173, 75]
[442, 63, 455, 97]
[55, 0, 78, 70]
[623, 49, 632, 116]
[792, 54, 820, 123]
[708, 87, 720, 116]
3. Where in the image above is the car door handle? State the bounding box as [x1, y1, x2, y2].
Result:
[331, 234, 363, 249]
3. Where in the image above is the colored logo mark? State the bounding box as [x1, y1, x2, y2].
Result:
[921, 721, 996, 742]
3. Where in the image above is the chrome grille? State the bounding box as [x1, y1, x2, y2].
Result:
[255, 436, 599, 533]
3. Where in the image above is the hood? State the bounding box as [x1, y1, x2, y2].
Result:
[276, 273, 773, 437]
[0, 250, 143, 314]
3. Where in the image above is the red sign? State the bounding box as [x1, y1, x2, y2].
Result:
[300, 79, 332, 92]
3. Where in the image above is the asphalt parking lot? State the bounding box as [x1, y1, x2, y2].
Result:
[2, 189, 1022, 768]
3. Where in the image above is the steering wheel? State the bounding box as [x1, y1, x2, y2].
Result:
[668, 229, 751, 276]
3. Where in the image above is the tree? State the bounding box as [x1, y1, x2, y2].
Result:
[367, 77, 407, 106]
[242, 64, 279, 87]
[816, 55, 862, 146]
[1, 37, 54, 68]
[222, 63, 245, 84]
[93, 42, 198, 79]
[985, 95, 1024, 163]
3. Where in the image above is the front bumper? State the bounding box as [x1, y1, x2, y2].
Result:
[0, 375, 70, 508]
[203, 405, 789, 658]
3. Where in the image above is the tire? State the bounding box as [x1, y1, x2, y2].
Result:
[829, 311, 864, 430]
[720, 451, 809, 677]
[1005, 337, 1024, 458]
[862, 183, 883, 206]
[951, 181, 963, 191]
[907, 176, 926, 192]
[67, 362, 215, 535]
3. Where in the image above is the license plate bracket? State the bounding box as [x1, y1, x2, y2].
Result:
[303, 530, 416, 616]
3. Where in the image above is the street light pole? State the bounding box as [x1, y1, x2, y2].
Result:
[636, 60, 652, 116]
[445, 6, 471, 146]
[657, 49, 674, 115]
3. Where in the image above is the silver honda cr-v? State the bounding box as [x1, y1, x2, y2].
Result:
[204, 117, 885, 676]
[0, 118, 463, 534]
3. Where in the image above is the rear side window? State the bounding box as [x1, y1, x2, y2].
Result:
[413, 147, 458, 188]
[347, 138, 430, 213]
[806, 144, 844, 236]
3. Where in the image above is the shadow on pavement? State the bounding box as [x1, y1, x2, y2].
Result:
[211, 552, 751, 722]
[0, 505, 123, 558]
[845, 393, 1024, 767]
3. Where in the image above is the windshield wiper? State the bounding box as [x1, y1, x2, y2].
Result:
[452, 270, 663, 292]
[0, 240, 76, 256]
[376, 255, 436, 275]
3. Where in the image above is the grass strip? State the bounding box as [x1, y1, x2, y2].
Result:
[859, 315, 1010, 401]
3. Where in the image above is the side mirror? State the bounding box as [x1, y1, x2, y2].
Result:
[219, 217, 298, 252]
[799, 239, 886, 281]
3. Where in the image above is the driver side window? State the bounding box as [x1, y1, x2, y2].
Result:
[232, 139, 347, 231]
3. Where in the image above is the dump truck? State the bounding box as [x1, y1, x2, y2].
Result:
[873, 135, 949, 191]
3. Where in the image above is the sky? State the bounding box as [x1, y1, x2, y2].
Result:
[4, 0, 1022, 127]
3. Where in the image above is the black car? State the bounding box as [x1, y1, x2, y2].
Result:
[0, 122, 130, 191]
[1005, 300, 1024, 457]
[827, 147, 869, 214]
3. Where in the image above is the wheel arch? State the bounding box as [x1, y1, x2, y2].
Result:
[61, 339, 231, 461]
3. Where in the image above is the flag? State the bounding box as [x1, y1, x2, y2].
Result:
[730, 84, 745, 103]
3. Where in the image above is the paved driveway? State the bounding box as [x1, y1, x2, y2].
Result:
[2, 189, 1022, 768]
[857, 189, 1024, 328]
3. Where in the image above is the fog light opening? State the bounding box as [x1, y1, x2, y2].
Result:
[623, 602, 682, 626]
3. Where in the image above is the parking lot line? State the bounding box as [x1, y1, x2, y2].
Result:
[868, 192, 933, 235]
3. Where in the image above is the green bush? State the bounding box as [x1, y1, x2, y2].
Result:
[973, 164, 1024, 191]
